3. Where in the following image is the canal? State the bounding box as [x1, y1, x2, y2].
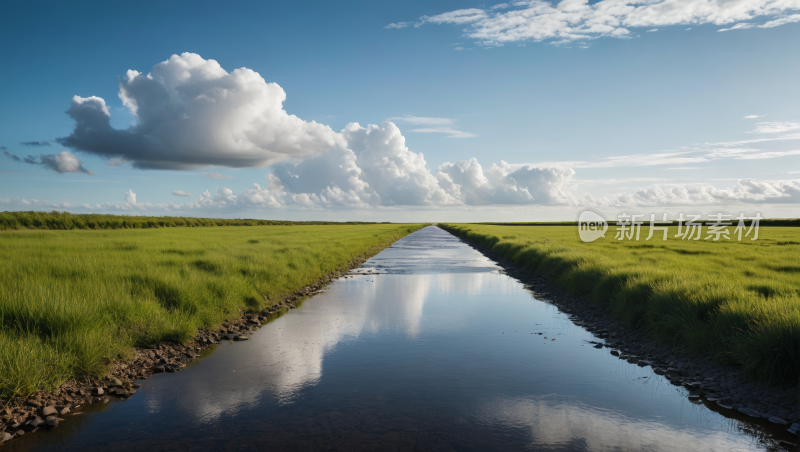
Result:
[7, 226, 795, 451]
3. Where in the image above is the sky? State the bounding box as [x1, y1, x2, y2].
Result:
[1, 0, 799, 221]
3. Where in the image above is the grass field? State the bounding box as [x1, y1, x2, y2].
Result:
[439, 223, 800, 389]
[0, 210, 386, 230]
[0, 223, 424, 398]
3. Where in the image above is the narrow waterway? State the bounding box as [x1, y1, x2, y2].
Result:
[8, 226, 796, 451]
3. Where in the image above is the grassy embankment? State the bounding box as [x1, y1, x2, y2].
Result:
[0, 222, 425, 398]
[440, 223, 800, 389]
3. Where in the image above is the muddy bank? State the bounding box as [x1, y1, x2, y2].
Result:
[0, 253, 375, 446]
[450, 233, 800, 440]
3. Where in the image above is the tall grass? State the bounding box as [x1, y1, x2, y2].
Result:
[0, 224, 424, 397]
[440, 223, 800, 389]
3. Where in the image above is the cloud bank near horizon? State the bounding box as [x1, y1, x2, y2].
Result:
[8, 52, 797, 214]
[5, 175, 800, 215]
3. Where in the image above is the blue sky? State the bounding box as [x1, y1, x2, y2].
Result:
[1, 0, 799, 221]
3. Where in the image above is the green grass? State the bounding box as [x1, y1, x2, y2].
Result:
[0, 210, 389, 230]
[440, 223, 800, 389]
[0, 223, 425, 398]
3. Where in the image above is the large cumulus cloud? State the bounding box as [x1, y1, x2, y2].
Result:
[57, 53, 341, 170]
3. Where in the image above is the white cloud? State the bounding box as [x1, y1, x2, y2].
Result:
[563, 150, 709, 168]
[384, 22, 412, 29]
[22, 151, 94, 175]
[733, 149, 800, 159]
[273, 122, 459, 207]
[386, 115, 454, 125]
[437, 159, 576, 205]
[239, 175, 287, 209]
[0, 197, 52, 207]
[203, 173, 236, 180]
[399, 0, 800, 44]
[387, 115, 476, 137]
[646, 29, 658, 32]
[718, 22, 755, 31]
[409, 127, 478, 138]
[749, 121, 800, 134]
[417, 8, 488, 27]
[760, 13, 800, 27]
[719, 12, 800, 30]
[702, 133, 800, 147]
[172, 190, 192, 197]
[588, 179, 800, 207]
[57, 53, 341, 170]
[546, 137, 800, 169]
[106, 158, 127, 166]
[743, 114, 765, 119]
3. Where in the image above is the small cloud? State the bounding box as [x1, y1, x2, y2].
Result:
[386, 115, 477, 138]
[744, 114, 766, 119]
[21, 151, 93, 175]
[685, 27, 692, 30]
[646, 28, 658, 32]
[749, 121, 800, 134]
[409, 127, 478, 138]
[0, 146, 6, 150]
[172, 190, 192, 197]
[20, 141, 51, 147]
[387, 115, 455, 125]
[760, 14, 800, 29]
[106, 158, 128, 166]
[718, 23, 754, 32]
[3, 151, 21, 162]
[203, 173, 235, 180]
[385, 22, 412, 29]
[454, 47, 465, 50]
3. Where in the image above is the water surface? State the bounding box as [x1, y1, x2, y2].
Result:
[9, 226, 795, 451]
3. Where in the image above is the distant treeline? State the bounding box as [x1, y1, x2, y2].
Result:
[477, 219, 800, 227]
[0, 211, 388, 231]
